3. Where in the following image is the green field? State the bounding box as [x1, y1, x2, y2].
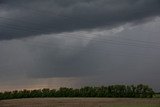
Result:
[0, 98, 160, 107]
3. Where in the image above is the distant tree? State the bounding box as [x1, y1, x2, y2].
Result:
[30, 89, 42, 98]
[42, 88, 50, 97]
[49, 89, 56, 97]
[0, 84, 155, 100]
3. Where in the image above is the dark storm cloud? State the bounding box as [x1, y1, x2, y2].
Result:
[1, 0, 160, 91]
[27, 21, 160, 91]
[0, 0, 160, 40]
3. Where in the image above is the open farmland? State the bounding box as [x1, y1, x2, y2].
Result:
[0, 98, 160, 107]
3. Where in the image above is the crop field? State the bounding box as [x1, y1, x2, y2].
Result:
[0, 98, 160, 107]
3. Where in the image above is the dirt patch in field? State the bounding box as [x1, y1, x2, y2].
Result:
[0, 98, 160, 107]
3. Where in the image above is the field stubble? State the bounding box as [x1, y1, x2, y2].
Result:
[0, 98, 160, 107]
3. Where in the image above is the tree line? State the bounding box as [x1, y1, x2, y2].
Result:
[0, 84, 154, 100]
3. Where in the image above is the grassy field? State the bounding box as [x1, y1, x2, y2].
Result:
[0, 98, 160, 107]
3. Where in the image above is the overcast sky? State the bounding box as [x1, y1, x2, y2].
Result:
[0, 0, 160, 91]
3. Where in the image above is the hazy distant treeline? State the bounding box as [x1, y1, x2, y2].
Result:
[0, 84, 154, 100]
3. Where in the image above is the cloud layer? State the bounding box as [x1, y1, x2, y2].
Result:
[0, 0, 160, 40]
[1, 19, 160, 91]
[0, 0, 160, 91]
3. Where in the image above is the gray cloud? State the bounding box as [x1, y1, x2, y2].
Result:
[0, 0, 160, 40]
[0, 18, 160, 90]
[0, 0, 160, 91]
[28, 20, 160, 91]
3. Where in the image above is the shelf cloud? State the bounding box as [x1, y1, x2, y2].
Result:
[0, 0, 160, 40]
[0, 0, 160, 91]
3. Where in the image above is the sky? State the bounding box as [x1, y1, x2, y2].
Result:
[0, 0, 160, 91]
